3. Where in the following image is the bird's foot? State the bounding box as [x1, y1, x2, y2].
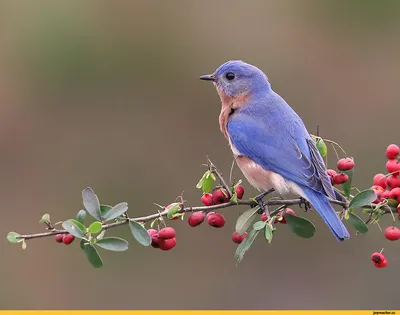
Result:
[251, 189, 275, 214]
[299, 197, 312, 211]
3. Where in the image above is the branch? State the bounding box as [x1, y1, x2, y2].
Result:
[16, 196, 395, 241]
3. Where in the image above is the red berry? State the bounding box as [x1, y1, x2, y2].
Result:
[232, 231, 247, 244]
[384, 226, 400, 241]
[235, 185, 245, 199]
[188, 211, 205, 227]
[387, 175, 400, 189]
[206, 212, 215, 219]
[201, 193, 214, 206]
[147, 229, 158, 236]
[158, 227, 176, 240]
[373, 173, 387, 189]
[337, 158, 355, 171]
[374, 258, 388, 268]
[150, 233, 161, 248]
[382, 190, 390, 199]
[371, 185, 385, 204]
[261, 213, 267, 221]
[332, 173, 349, 185]
[159, 238, 176, 251]
[207, 213, 225, 228]
[386, 144, 400, 160]
[212, 189, 229, 205]
[55, 234, 64, 243]
[275, 208, 295, 224]
[63, 233, 75, 245]
[389, 187, 400, 202]
[386, 159, 400, 176]
[327, 169, 337, 184]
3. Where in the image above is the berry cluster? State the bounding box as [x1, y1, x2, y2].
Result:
[369, 144, 400, 207]
[147, 227, 177, 251]
[55, 233, 75, 245]
[327, 157, 354, 185]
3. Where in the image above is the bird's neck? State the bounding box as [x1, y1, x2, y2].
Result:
[217, 88, 250, 140]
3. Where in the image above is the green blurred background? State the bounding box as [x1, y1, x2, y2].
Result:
[1, 0, 400, 310]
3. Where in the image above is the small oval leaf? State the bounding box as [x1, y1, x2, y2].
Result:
[83, 244, 103, 268]
[348, 212, 368, 233]
[76, 210, 86, 225]
[202, 176, 213, 194]
[235, 207, 259, 236]
[166, 203, 180, 220]
[316, 138, 327, 157]
[234, 229, 260, 263]
[103, 202, 128, 221]
[349, 189, 376, 209]
[129, 221, 151, 246]
[97, 230, 106, 240]
[264, 224, 273, 243]
[82, 187, 101, 221]
[7, 232, 20, 243]
[285, 214, 316, 238]
[62, 220, 85, 239]
[97, 237, 129, 251]
[253, 221, 266, 231]
[88, 221, 103, 234]
[342, 169, 353, 199]
[39, 214, 50, 223]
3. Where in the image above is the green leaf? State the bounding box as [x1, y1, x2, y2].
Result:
[235, 207, 259, 236]
[286, 214, 316, 238]
[344, 210, 350, 220]
[166, 203, 180, 220]
[234, 229, 260, 263]
[316, 138, 328, 157]
[342, 169, 353, 198]
[264, 224, 273, 243]
[196, 176, 204, 189]
[82, 187, 101, 221]
[202, 176, 213, 194]
[97, 230, 106, 240]
[103, 202, 128, 221]
[349, 189, 376, 209]
[88, 221, 103, 234]
[253, 221, 266, 231]
[7, 232, 20, 243]
[62, 220, 85, 239]
[39, 213, 50, 223]
[76, 210, 86, 225]
[83, 244, 103, 268]
[97, 237, 129, 251]
[100, 205, 112, 218]
[348, 212, 368, 233]
[150, 218, 158, 229]
[230, 192, 238, 204]
[129, 221, 151, 246]
[387, 198, 399, 207]
[69, 219, 87, 234]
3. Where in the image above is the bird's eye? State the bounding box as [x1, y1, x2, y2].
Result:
[225, 72, 235, 81]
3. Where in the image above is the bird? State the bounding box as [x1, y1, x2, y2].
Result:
[199, 60, 350, 241]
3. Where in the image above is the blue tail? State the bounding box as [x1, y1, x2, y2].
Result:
[300, 186, 350, 242]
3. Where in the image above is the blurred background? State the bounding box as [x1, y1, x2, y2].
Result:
[1, 0, 400, 310]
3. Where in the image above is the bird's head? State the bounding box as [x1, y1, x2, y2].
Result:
[199, 60, 270, 98]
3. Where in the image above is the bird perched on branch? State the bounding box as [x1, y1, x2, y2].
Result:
[200, 60, 349, 241]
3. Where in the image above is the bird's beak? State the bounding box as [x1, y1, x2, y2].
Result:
[199, 74, 215, 81]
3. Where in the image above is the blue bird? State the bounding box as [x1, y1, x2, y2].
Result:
[200, 60, 350, 241]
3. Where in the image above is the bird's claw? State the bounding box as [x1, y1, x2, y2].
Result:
[252, 189, 275, 214]
[299, 197, 312, 211]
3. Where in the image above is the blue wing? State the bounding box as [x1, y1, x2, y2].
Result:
[227, 101, 335, 199]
